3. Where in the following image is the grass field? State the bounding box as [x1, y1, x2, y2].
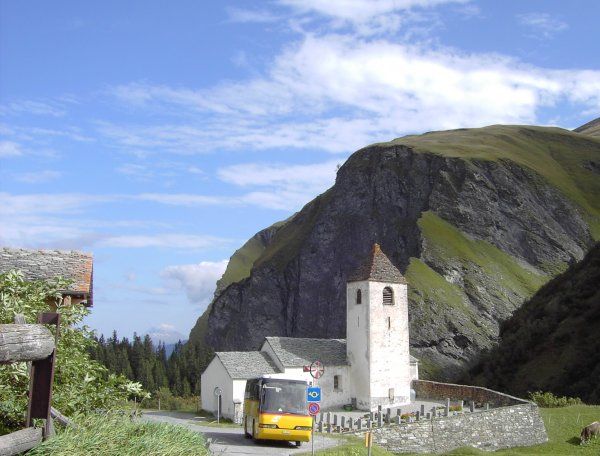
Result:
[28, 412, 208, 456]
[303, 405, 600, 455]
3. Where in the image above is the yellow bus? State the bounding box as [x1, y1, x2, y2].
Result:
[243, 376, 312, 447]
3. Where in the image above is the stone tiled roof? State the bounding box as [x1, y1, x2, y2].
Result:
[215, 351, 281, 379]
[348, 243, 407, 284]
[0, 248, 93, 304]
[265, 337, 348, 367]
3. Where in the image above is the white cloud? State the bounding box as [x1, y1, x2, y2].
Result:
[161, 260, 229, 307]
[137, 158, 340, 212]
[14, 170, 62, 184]
[227, 7, 281, 23]
[278, 0, 469, 35]
[0, 192, 232, 249]
[517, 12, 568, 39]
[0, 99, 66, 117]
[137, 193, 232, 207]
[104, 34, 600, 156]
[99, 234, 228, 250]
[215, 160, 340, 210]
[217, 161, 338, 188]
[280, 0, 466, 19]
[116, 161, 206, 181]
[0, 140, 24, 157]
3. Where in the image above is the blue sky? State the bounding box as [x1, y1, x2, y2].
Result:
[1, 0, 599, 343]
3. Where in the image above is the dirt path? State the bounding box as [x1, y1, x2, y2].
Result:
[141, 410, 342, 456]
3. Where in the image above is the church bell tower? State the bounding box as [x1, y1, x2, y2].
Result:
[346, 243, 411, 410]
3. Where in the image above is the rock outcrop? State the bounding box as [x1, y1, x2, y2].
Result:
[189, 124, 600, 380]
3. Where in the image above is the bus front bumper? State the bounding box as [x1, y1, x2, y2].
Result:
[257, 428, 312, 442]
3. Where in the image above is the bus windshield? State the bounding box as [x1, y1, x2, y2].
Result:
[260, 380, 308, 415]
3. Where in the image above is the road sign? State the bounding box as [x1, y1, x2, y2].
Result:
[307, 386, 321, 402]
[308, 402, 320, 416]
[309, 360, 324, 379]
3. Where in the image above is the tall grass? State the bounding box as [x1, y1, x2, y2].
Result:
[28, 412, 208, 456]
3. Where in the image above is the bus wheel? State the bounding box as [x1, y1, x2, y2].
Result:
[295, 441, 302, 447]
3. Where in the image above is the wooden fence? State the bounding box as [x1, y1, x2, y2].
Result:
[0, 312, 68, 456]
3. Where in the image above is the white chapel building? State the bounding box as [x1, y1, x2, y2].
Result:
[201, 244, 419, 421]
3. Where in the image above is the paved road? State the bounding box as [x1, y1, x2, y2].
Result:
[141, 411, 342, 456]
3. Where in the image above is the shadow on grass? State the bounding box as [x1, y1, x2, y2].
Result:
[566, 436, 582, 446]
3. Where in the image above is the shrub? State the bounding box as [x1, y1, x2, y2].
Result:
[142, 387, 199, 412]
[449, 405, 463, 412]
[528, 391, 583, 408]
[0, 270, 147, 434]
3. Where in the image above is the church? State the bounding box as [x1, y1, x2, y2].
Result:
[200, 244, 419, 422]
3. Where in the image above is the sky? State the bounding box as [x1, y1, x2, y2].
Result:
[1, 0, 599, 343]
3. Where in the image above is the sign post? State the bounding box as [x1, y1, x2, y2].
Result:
[307, 360, 324, 456]
[213, 387, 222, 424]
[365, 422, 373, 456]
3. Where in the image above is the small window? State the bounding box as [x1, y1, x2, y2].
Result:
[383, 287, 394, 305]
[357, 316, 359, 327]
[334, 375, 341, 391]
[387, 316, 391, 330]
[356, 289, 362, 304]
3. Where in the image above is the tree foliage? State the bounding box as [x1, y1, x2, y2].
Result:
[0, 270, 146, 434]
[91, 332, 212, 400]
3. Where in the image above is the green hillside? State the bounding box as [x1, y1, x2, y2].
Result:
[575, 116, 600, 138]
[469, 242, 600, 403]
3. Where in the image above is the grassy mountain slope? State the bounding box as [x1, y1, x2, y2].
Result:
[574, 116, 600, 138]
[468, 243, 600, 403]
[214, 221, 285, 297]
[381, 125, 600, 237]
[188, 124, 600, 380]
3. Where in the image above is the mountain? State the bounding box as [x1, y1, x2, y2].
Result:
[468, 242, 600, 403]
[574, 116, 600, 138]
[164, 342, 187, 357]
[146, 325, 186, 345]
[187, 124, 600, 381]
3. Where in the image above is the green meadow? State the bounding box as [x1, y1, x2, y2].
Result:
[305, 405, 600, 456]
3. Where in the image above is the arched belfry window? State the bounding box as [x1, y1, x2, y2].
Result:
[356, 289, 362, 304]
[383, 287, 394, 305]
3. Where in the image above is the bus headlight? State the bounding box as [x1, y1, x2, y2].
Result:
[258, 424, 278, 428]
[294, 426, 312, 430]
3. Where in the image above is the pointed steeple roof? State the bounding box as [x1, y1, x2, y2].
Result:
[348, 243, 407, 284]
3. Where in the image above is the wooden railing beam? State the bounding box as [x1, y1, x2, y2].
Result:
[0, 427, 43, 456]
[0, 324, 54, 363]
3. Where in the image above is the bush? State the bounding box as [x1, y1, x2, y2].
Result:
[28, 412, 208, 456]
[0, 270, 148, 434]
[528, 391, 583, 408]
[142, 387, 199, 412]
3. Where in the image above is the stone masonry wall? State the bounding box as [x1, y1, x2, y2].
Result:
[372, 403, 548, 453]
[412, 379, 525, 407]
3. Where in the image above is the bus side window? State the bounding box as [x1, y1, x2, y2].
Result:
[253, 384, 260, 400]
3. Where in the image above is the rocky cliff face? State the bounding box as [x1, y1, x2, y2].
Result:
[191, 125, 600, 380]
